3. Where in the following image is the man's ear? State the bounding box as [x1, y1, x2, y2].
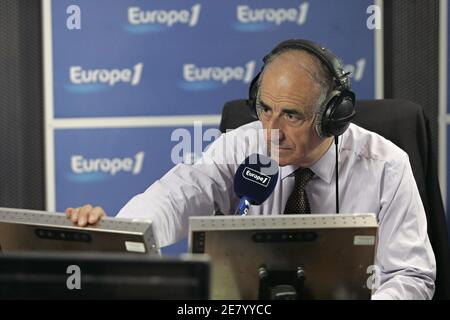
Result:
[309, 114, 321, 138]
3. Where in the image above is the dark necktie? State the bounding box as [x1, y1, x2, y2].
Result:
[284, 168, 315, 214]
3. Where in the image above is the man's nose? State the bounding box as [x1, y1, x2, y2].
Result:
[267, 117, 285, 143]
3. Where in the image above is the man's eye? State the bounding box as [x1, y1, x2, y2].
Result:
[284, 113, 301, 122]
[263, 106, 270, 113]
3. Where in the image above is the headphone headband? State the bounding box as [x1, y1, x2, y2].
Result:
[263, 39, 352, 91]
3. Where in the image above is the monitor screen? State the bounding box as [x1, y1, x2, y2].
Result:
[189, 213, 378, 300]
[0, 207, 159, 255]
[0, 251, 210, 299]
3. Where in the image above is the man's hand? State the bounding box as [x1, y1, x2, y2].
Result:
[65, 204, 106, 227]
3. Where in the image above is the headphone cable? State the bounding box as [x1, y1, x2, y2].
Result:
[335, 136, 339, 214]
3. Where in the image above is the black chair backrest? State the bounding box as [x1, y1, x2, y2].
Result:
[219, 98, 450, 299]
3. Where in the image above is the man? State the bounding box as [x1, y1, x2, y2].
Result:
[66, 40, 436, 299]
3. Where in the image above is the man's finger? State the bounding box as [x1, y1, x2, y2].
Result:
[88, 207, 106, 224]
[77, 204, 93, 226]
[65, 207, 74, 218]
[71, 208, 80, 223]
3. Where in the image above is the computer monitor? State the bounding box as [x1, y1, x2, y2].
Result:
[0, 207, 159, 255]
[189, 213, 378, 300]
[0, 251, 210, 299]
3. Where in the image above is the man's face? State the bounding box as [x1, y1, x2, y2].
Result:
[258, 51, 329, 167]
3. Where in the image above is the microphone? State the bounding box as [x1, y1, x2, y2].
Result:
[233, 153, 279, 215]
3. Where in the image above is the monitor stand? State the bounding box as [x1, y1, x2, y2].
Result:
[258, 265, 308, 300]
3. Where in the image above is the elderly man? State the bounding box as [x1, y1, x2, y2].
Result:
[66, 39, 436, 300]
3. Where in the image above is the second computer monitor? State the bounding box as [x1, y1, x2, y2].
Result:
[189, 213, 378, 300]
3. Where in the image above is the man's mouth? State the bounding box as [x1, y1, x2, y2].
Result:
[270, 146, 292, 157]
[272, 145, 291, 150]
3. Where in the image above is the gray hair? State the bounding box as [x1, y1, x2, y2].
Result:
[256, 47, 335, 116]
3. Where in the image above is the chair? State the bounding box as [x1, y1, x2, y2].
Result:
[219, 98, 450, 299]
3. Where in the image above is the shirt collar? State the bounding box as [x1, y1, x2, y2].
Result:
[279, 132, 347, 184]
[309, 139, 336, 184]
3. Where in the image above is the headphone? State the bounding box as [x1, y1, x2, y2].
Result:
[248, 39, 356, 138]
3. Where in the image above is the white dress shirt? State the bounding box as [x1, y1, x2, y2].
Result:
[117, 121, 436, 300]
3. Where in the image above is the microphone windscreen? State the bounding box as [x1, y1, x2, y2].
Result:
[233, 154, 279, 205]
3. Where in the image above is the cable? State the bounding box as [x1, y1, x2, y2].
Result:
[334, 136, 339, 214]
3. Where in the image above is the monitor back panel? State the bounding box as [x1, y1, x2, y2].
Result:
[0, 208, 159, 255]
[189, 214, 378, 300]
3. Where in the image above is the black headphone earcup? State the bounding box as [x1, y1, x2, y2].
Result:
[316, 91, 356, 137]
[314, 94, 332, 138]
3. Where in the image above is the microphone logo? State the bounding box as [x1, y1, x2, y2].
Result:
[234, 153, 279, 215]
[242, 167, 271, 188]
